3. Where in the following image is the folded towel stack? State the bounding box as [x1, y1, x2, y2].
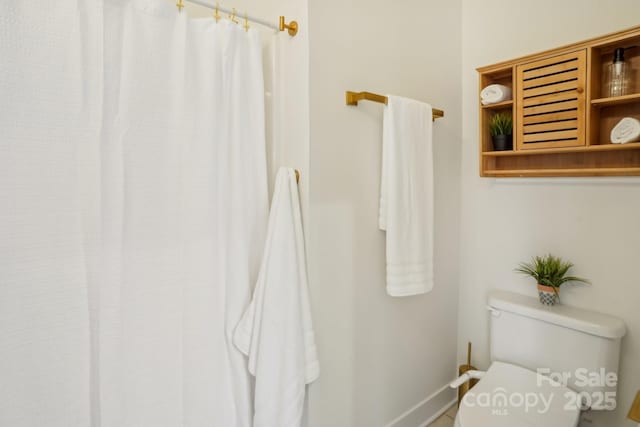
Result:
[610, 117, 640, 144]
[481, 84, 512, 105]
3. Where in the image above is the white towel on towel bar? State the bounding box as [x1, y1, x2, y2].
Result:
[234, 167, 319, 427]
[379, 96, 434, 297]
[480, 84, 512, 105]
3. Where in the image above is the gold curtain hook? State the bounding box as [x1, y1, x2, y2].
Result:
[243, 13, 250, 32]
[176, 0, 184, 12]
[228, 7, 238, 24]
[213, 1, 220, 22]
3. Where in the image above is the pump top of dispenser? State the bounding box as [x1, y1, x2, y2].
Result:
[614, 47, 625, 63]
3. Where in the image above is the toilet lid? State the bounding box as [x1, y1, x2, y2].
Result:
[458, 361, 580, 427]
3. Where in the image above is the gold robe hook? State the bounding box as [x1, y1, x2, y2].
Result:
[243, 13, 250, 32]
[228, 7, 238, 24]
[213, 2, 220, 22]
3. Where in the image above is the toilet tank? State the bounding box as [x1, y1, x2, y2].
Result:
[487, 291, 626, 409]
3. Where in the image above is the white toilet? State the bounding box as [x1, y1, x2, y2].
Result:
[454, 290, 626, 427]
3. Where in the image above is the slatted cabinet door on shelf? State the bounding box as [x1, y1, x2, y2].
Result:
[516, 50, 587, 150]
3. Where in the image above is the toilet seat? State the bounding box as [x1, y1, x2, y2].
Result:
[456, 361, 580, 427]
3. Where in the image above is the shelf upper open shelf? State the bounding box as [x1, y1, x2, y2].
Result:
[591, 93, 640, 108]
[481, 100, 513, 110]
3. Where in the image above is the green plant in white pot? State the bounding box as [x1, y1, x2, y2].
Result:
[515, 254, 590, 306]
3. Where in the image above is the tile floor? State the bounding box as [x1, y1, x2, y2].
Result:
[429, 403, 457, 427]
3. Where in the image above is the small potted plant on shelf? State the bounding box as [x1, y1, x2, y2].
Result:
[489, 112, 513, 151]
[515, 254, 590, 306]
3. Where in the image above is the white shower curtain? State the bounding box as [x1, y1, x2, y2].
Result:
[0, 1, 268, 426]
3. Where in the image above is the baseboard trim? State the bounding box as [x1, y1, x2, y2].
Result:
[418, 398, 457, 427]
[384, 383, 455, 427]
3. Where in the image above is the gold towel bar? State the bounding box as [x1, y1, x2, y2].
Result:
[345, 91, 444, 120]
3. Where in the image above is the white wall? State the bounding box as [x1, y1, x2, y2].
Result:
[459, 2, 640, 426]
[307, 1, 462, 426]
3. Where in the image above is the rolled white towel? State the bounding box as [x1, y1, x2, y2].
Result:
[610, 117, 640, 144]
[481, 84, 512, 105]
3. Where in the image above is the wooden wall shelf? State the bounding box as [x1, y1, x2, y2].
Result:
[481, 100, 513, 110]
[591, 93, 640, 107]
[482, 142, 640, 157]
[478, 25, 640, 177]
[484, 168, 640, 178]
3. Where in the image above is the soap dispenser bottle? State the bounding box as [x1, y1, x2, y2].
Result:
[606, 47, 630, 97]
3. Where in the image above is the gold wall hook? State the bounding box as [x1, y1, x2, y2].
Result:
[176, 0, 185, 12]
[213, 2, 220, 22]
[229, 7, 238, 24]
[278, 16, 299, 36]
[243, 13, 250, 31]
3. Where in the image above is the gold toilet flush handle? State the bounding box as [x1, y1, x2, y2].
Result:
[629, 390, 640, 422]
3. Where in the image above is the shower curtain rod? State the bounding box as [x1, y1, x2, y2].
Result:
[177, 0, 299, 36]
